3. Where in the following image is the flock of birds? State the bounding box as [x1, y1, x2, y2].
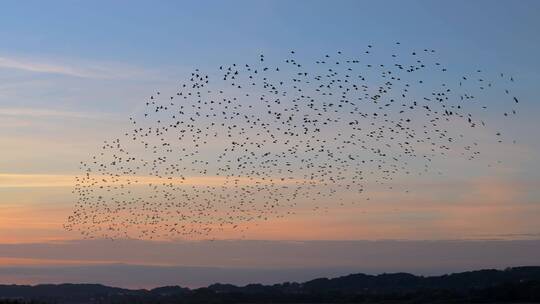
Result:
[64, 44, 521, 240]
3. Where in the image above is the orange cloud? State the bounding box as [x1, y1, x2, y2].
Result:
[1, 173, 538, 243]
[0, 173, 309, 188]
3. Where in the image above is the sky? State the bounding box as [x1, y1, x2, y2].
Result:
[0, 0, 540, 287]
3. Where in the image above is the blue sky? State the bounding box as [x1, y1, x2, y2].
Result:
[2, 0, 540, 126]
[3, 1, 540, 70]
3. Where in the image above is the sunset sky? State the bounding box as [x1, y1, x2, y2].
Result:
[1, 0, 539, 287]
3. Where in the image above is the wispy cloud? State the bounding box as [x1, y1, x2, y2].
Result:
[0, 239, 539, 288]
[0, 173, 307, 188]
[0, 55, 151, 79]
[0, 107, 116, 120]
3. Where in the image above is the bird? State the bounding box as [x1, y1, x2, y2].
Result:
[64, 45, 523, 241]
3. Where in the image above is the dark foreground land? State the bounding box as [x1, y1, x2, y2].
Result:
[1, 266, 540, 304]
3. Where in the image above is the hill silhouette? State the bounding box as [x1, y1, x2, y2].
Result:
[1, 266, 539, 303]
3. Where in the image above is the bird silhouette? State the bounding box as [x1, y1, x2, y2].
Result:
[64, 45, 522, 240]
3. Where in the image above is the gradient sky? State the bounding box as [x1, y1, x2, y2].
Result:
[1, 0, 540, 287]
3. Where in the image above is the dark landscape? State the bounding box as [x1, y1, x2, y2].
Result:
[1, 267, 540, 303]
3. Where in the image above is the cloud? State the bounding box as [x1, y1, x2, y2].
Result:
[0, 55, 150, 79]
[0, 239, 540, 288]
[0, 107, 116, 120]
[0, 174, 75, 188]
[0, 173, 308, 188]
[1, 174, 538, 243]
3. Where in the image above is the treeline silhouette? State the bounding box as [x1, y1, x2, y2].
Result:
[1, 266, 540, 303]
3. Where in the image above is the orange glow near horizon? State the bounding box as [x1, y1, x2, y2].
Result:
[1, 174, 538, 244]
